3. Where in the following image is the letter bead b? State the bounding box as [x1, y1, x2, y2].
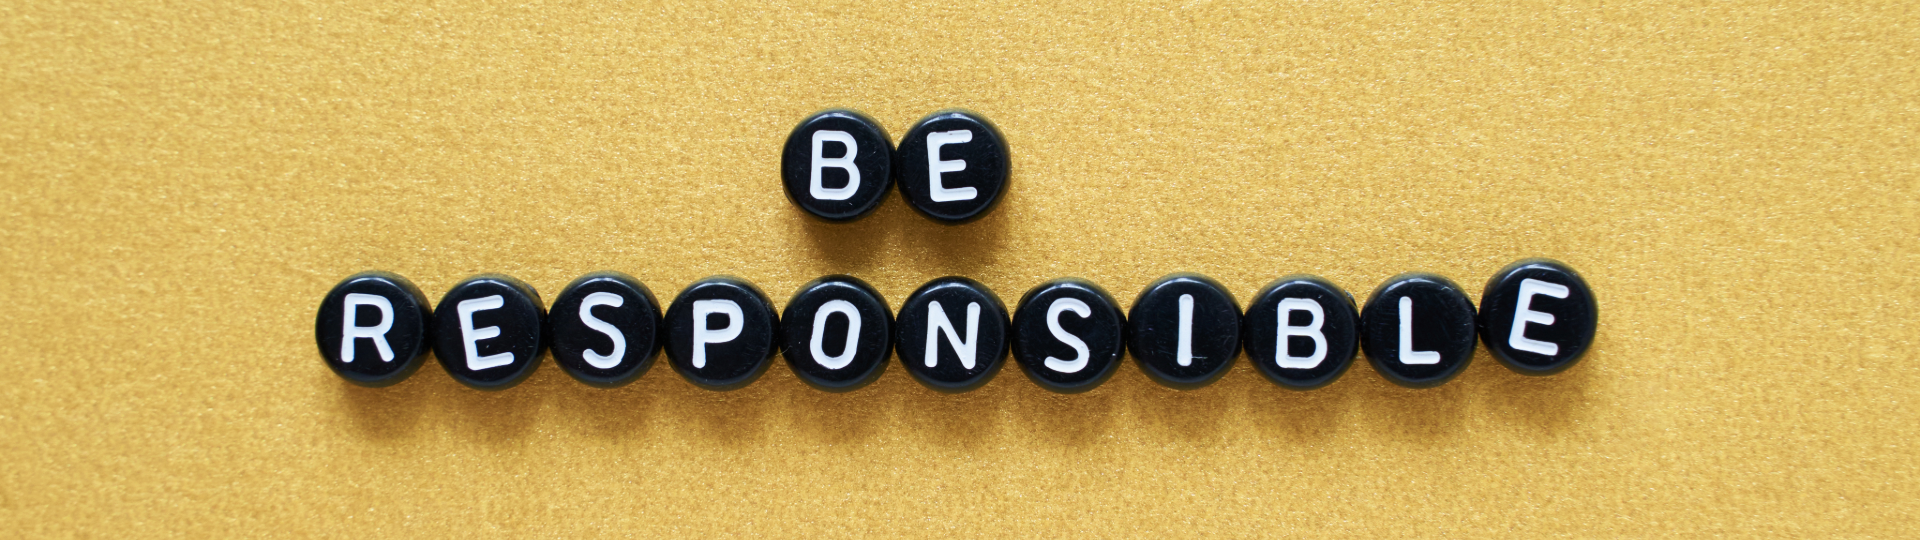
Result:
[1242, 275, 1361, 390]
[781, 110, 894, 222]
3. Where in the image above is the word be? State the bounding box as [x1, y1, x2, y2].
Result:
[781, 109, 1009, 224]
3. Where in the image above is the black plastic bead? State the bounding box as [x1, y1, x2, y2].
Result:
[1126, 273, 1241, 390]
[1479, 258, 1598, 376]
[781, 110, 894, 222]
[548, 272, 663, 388]
[663, 276, 780, 391]
[315, 271, 433, 387]
[1360, 273, 1477, 388]
[894, 110, 1009, 224]
[1011, 278, 1126, 394]
[1242, 275, 1361, 390]
[781, 275, 893, 392]
[432, 274, 547, 391]
[895, 276, 1009, 392]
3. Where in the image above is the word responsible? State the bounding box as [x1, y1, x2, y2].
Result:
[315, 259, 1597, 393]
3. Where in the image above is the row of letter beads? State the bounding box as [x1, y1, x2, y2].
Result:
[781, 109, 1010, 224]
[316, 260, 1596, 392]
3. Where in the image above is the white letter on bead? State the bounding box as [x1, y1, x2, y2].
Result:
[579, 292, 627, 369]
[691, 300, 743, 369]
[340, 293, 395, 363]
[809, 300, 862, 370]
[1275, 298, 1327, 369]
[458, 295, 514, 370]
[924, 301, 982, 369]
[1043, 298, 1093, 373]
[1509, 279, 1571, 356]
[1175, 294, 1198, 367]
[926, 130, 977, 203]
[1397, 296, 1441, 365]
[810, 130, 859, 201]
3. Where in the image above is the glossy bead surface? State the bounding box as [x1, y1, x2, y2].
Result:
[1360, 273, 1477, 388]
[781, 109, 894, 222]
[1011, 278, 1125, 393]
[663, 276, 779, 391]
[1479, 258, 1597, 376]
[432, 274, 547, 391]
[549, 272, 663, 388]
[1242, 275, 1360, 390]
[894, 110, 1009, 224]
[895, 276, 1009, 393]
[314, 271, 433, 387]
[781, 275, 893, 392]
[1127, 273, 1241, 390]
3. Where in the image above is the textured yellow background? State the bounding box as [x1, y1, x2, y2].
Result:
[2, 0, 1916, 536]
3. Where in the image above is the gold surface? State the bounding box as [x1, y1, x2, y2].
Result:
[2, 0, 1916, 536]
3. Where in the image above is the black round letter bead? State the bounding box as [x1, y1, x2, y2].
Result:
[781, 110, 894, 222]
[315, 271, 433, 387]
[432, 274, 547, 391]
[1011, 278, 1126, 394]
[1360, 273, 1478, 388]
[1126, 273, 1242, 390]
[894, 110, 1009, 224]
[663, 276, 780, 391]
[549, 272, 663, 388]
[1478, 258, 1598, 376]
[895, 276, 1010, 393]
[781, 275, 893, 392]
[1242, 275, 1361, 391]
